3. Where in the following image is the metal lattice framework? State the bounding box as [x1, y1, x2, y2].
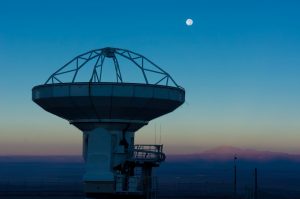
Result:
[45, 47, 180, 88]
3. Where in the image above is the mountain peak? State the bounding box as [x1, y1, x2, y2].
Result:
[168, 146, 300, 162]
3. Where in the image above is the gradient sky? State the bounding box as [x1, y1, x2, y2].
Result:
[0, 0, 300, 155]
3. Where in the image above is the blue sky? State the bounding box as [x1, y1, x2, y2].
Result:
[0, 0, 300, 155]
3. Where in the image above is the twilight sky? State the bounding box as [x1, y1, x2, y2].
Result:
[0, 0, 300, 155]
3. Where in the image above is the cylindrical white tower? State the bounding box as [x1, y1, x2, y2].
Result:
[32, 47, 185, 199]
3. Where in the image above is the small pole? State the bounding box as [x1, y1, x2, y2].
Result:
[159, 124, 162, 144]
[154, 123, 157, 145]
[254, 168, 258, 199]
[234, 155, 237, 198]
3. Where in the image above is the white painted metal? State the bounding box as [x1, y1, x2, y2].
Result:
[84, 127, 114, 182]
[81, 125, 136, 192]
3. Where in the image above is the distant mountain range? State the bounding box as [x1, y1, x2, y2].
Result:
[167, 146, 300, 162]
[0, 155, 83, 162]
[1, 146, 300, 163]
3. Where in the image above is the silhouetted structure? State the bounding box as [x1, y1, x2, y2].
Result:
[254, 168, 258, 199]
[234, 155, 237, 198]
[32, 47, 185, 199]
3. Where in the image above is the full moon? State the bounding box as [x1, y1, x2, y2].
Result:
[186, 18, 193, 26]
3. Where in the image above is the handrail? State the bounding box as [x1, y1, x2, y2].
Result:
[129, 144, 166, 163]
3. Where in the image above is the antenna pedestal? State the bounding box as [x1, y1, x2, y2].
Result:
[75, 122, 142, 196]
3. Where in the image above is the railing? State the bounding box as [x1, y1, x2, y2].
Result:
[129, 144, 166, 163]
